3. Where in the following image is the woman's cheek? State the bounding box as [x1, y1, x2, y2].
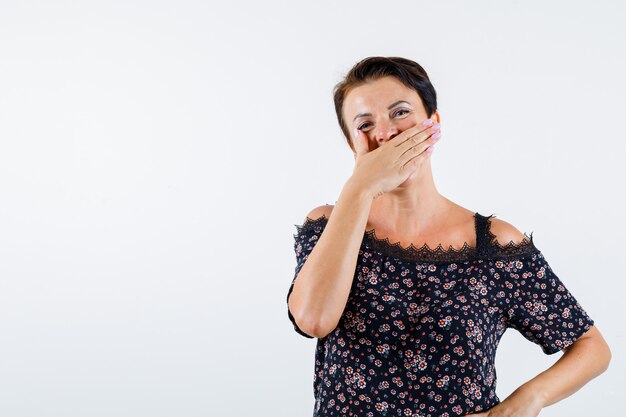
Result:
[399, 117, 419, 130]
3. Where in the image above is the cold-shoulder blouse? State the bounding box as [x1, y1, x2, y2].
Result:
[286, 212, 594, 417]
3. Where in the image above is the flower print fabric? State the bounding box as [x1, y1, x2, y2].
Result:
[286, 212, 594, 417]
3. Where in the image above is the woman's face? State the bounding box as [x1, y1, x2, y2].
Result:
[343, 76, 439, 154]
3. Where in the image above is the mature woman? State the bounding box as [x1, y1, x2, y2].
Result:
[286, 56, 611, 417]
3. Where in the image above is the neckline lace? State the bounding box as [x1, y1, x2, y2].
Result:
[295, 212, 538, 264]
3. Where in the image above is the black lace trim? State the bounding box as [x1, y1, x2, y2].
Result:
[481, 214, 538, 260]
[292, 217, 329, 244]
[366, 232, 477, 264]
[294, 212, 539, 264]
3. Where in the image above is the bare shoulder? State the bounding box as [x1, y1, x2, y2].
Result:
[303, 204, 335, 223]
[488, 216, 529, 246]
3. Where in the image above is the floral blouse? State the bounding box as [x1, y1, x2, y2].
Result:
[286, 212, 594, 417]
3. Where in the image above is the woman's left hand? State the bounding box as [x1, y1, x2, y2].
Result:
[464, 385, 544, 417]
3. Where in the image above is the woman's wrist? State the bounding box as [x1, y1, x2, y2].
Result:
[344, 176, 375, 202]
[509, 383, 546, 412]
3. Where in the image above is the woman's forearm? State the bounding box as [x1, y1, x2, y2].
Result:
[519, 330, 611, 408]
[289, 178, 374, 338]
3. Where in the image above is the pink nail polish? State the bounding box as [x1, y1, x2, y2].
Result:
[422, 119, 434, 127]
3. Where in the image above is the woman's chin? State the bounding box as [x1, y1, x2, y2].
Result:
[399, 170, 418, 187]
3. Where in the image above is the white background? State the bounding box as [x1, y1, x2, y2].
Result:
[0, 1, 623, 416]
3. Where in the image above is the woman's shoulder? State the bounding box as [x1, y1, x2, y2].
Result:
[301, 204, 335, 224]
[485, 215, 533, 247]
[294, 204, 334, 236]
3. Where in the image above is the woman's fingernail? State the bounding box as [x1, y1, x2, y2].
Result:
[422, 119, 434, 127]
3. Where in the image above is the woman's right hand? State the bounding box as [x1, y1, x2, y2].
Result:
[350, 119, 441, 199]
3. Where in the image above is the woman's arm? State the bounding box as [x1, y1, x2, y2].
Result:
[469, 219, 612, 416]
[288, 178, 374, 339]
[522, 325, 611, 407]
[469, 326, 610, 417]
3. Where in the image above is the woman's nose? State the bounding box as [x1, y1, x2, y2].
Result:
[374, 123, 399, 143]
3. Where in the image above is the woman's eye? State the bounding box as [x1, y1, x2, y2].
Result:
[358, 110, 409, 130]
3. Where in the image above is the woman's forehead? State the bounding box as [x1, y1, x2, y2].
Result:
[351, 77, 411, 97]
[345, 79, 422, 117]
[349, 79, 418, 105]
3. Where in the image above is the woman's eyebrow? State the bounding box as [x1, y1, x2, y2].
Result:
[352, 100, 411, 122]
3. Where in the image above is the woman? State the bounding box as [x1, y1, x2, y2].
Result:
[286, 57, 611, 417]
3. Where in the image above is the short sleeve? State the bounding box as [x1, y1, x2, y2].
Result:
[286, 216, 328, 339]
[497, 251, 595, 355]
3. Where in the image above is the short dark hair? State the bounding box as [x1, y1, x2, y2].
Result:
[333, 56, 438, 151]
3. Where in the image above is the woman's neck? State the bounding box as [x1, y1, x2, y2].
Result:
[367, 167, 453, 237]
